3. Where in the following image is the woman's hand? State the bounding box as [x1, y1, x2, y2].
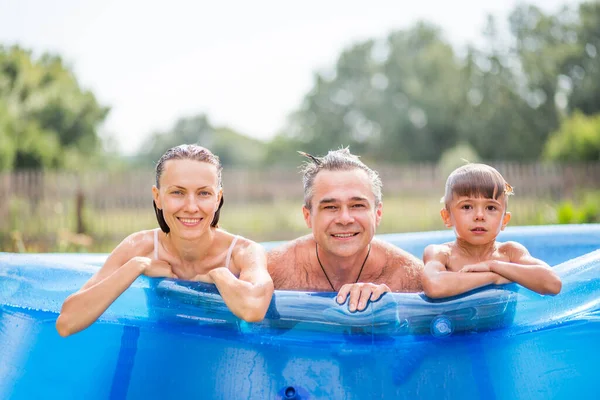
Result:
[135, 256, 178, 279]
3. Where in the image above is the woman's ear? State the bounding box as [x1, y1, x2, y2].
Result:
[216, 189, 223, 210]
[152, 186, 161, 209]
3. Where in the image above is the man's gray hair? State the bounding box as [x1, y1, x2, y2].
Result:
[299, 147, 383, 210]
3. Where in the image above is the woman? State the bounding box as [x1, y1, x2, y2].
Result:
[56, 144, 274, 336]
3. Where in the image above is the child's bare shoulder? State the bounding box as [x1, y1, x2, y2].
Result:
[425, 242, 454, 253]
[497, 240, 529, 256]
[423, 242, 454, 261]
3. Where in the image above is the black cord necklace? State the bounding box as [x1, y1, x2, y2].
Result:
[315, 243, 371, 291]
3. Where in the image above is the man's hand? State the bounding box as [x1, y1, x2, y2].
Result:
[336, 283, 390, 312]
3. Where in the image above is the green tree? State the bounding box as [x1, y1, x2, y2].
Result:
[456, 14, 554, 161]
[543, 111, 600, 161]
[564, 2, 600, 116]
[275, 23, 466, 164]
[137, 114, 267, 167]
[0, 46, 109, 170]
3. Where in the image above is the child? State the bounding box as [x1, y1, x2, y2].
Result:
[422, 163, 561, 298]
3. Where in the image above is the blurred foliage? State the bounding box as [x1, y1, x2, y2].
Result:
[266, 1, 600, 164]
[0, 46, 109, 171]
[437, 143, 481, 178]
[556, 191, 600, 224]
[544, 111, 600, 161]
[3, 2, 600, 169]
[134, 114, 266, 167]
[278, 22, 465, 163]
[2, 193, 567, 253]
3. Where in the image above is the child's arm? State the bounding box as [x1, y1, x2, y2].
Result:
[422, 244, 507, 299]
[459, 242, 562, 295]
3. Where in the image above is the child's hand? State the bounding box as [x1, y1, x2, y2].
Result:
[460, 263, 512, 285]
[459, 262, 491, 273]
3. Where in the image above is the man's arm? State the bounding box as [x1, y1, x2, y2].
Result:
[460, 242, 561, 295]
[422, 244, 504, 299]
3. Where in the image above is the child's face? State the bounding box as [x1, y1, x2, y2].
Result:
[441, 194, 511, 245]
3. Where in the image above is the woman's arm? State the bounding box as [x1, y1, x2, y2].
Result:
[55, 231, 176, 337]
[422, 244, 505, 299]
[209, 240, 274, 322]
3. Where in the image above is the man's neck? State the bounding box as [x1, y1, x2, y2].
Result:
[315, 242, 371, 287]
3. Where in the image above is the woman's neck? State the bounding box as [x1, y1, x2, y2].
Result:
[163, 229, 216, 263]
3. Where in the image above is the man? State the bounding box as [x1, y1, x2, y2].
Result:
[268, 148, 423, 312]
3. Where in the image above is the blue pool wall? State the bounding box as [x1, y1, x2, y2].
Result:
[0, 224, 599, 399]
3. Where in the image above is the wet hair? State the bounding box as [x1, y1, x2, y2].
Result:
[153, 144, 224, 233]
[299, 147, 382, 210]
[443, 163, 513, 208]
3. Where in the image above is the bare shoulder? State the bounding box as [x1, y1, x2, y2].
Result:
[267, 235, 314, 288]
[372, 238, 424, 292]
[228, 235, 268, 275]
[223, 231, 265, 255]
[373, 239, 421, 267]
[423, 242, 452, 262]
[107, 229, 155, 264]
[84, 229, 155, 290]
[267, 235, 312, 268]
[497, 240, 529, 257]
[497, 240, 545, 265]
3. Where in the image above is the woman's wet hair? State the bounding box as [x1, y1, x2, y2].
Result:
[443, 163, 513, 208]
[153, 144, 224, 233]
[299, 147, 383, 210]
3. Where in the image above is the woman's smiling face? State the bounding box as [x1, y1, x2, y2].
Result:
[153, 159, 221, 238]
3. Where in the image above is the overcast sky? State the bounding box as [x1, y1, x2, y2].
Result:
[0, 0, 577, 154]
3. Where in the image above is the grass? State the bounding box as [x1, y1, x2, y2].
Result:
[1, 195, 562, 253]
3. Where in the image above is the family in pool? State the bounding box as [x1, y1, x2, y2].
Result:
[55, 144, 562, 337]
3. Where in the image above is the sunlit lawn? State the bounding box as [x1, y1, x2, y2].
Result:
[3, 195, 559, 253]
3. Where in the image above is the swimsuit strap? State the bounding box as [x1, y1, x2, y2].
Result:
[153, 229, 159, 260]
[225, 235, 240, 269]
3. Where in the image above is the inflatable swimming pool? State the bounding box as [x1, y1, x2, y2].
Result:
[0, 224, 599, 399]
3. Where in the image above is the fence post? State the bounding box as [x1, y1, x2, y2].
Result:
[76, 176, 86, 234]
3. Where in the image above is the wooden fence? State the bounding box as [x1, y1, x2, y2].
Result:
[2, 162, 599, 251]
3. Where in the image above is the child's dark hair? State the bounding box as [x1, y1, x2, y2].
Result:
[153, 144, 224, 233]
[443, 163, 513, 208]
